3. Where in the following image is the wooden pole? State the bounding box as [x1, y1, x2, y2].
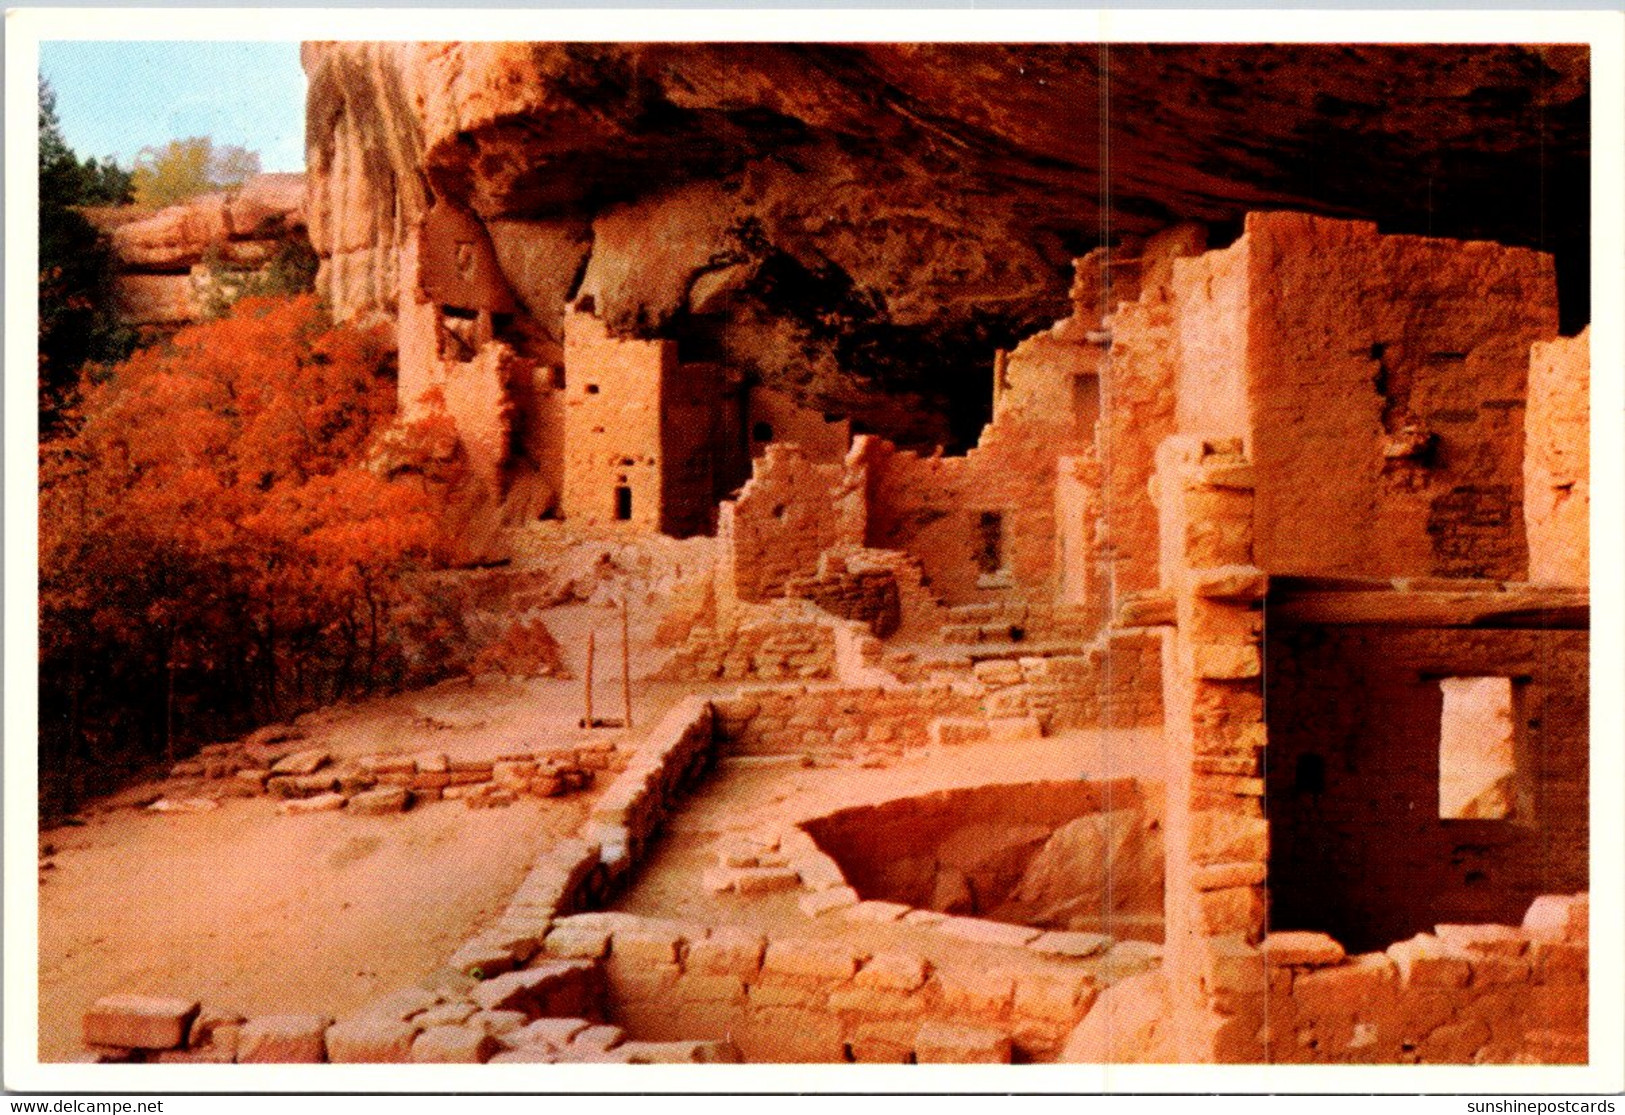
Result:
[583, 628, 595, 727]
[621, 585, 633, 730]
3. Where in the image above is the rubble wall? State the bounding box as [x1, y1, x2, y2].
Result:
[1524, 328, 1590, 587]
[863, 417, 1086, 606]
[717, 444, 864, 603]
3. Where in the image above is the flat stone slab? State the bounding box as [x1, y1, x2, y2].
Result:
[501, 1017, 592, 1050]
[842, 901, 911, 924]
[1263, 931, 1346, 967]
[348, 786, 411, 814]
[325, 1015, 417, 1063]
[83, 994, 198, 1050]
[278, 792, 347, 815]
[1028, 931, 1114, 959]
[238, 1014, 331, 1063]
[798, 886, 859, 917]
[933, 916, 1042, 949]
[914, 1021, 1012, 1064]
[270, 748, 331, 776]
[411, 1024, 498, 1063]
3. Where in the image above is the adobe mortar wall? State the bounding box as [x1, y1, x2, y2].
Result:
[1524, 328, 1590, 588]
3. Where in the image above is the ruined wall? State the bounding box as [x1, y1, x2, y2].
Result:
[1096, 259, 1181, 604]
[1264, 620, 1589, 955]
[992, 332, 1100, 439]
[969, 631, 1164, 732]
[1243, 213, 1558, 581]
[863, 414, 1086, 606]
[713, 684, 982, 758]
[654, 600, 838, 683]
[1524, 328, 1590, 587]
[1259, 897, 1589, 1064]
[717, 443, 864, 603]
[747, 387, 850, 463]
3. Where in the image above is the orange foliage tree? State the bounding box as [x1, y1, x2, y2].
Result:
[39, 295, 455, 810]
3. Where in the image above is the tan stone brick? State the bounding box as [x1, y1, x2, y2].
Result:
[83, 994, 199, 1051]
[238, 1014, 331, 1063]
[1469, 954, 1531, 986]
[1419, 1018, 1491, 1064]
[934, 916, 1040, 949]
[1193, 644, 1261, 680]
[1389, 936, 1471, 989]
[676, 973, 748, 1004]
[1435, 923, 1527, 958]
[544, 926, 610, 960]
[764, 937, 861, 981]
[687, 926, 766, 977]
[855, 951, 929, 992]
[325, 1015, 418, 1063]
[1264, 931, 1346, 967]
[502, 1017, 591, 1050]
[735, 1007, 845, 1063]
[1014, 972, 1095, 1024]
[747, 978, 827, 1010]
[914, 1021, 1012, 1064]
[1531, 940, 1587, 984]
[1198, 885, 1263, 935]
[842, 900, 910, 924]
[798, 887, 860, 917]
[610, 925, 685, 966]
[411, 1024, 499, 1063]
[1028, 931, 1112, 959]
[936, 968, 1015, 1015]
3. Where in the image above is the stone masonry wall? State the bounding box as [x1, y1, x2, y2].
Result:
[862, 417, 1087, 607]
[713, 684, 982, 758]
[653, 599, 839, 683]
[561, 307, 673, 531]
[1524, 328, 1590, 588]
[1152, 436, 1272, 1063]
[718, 443, 864, 603]
[1264, 620, 1589, 954]
[1242, 213, 1558, 581]
[970, 630, 1164, 732]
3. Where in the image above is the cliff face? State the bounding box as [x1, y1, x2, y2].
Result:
[85, 173, 308, 326]
[303, 42, 1588, 448]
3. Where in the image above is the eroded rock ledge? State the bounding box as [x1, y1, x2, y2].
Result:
[303, 42, 1589, 449]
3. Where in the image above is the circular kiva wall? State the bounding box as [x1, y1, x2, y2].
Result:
[800, 778, 1165, 941]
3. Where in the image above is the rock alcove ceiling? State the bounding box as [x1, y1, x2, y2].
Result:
[305, 42, 1589, 449]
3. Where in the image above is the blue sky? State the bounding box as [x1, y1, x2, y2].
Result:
[40, 41, 306, 173]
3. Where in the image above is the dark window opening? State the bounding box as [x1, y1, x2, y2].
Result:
[442, 305, 477, 321]
[976, 511, 1005, 575]
[614, 485, 633, 522]
[1294, 753, 1326, 795]
[586, 383, 600, 395]
[753, 421, 775, 443]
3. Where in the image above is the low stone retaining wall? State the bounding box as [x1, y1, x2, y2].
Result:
[712, 683, 982, 757]
[539, 909, 1112, 1063]
[971, 630, 1163, 731]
